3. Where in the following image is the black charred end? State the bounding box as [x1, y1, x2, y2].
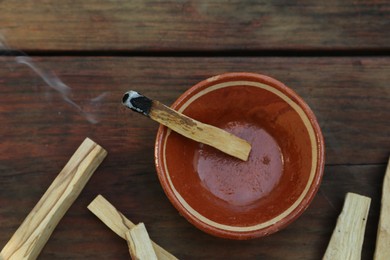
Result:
[122, 90, 153, 116]
[130, 95, 153, 115]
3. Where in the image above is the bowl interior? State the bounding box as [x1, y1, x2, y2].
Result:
[155, 74, 324, 239]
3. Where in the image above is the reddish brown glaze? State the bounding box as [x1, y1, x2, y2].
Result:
[195, 123, 283, 207]
[155, 72, 325, 239]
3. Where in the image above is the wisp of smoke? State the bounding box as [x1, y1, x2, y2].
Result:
[1, 35, 108, 124]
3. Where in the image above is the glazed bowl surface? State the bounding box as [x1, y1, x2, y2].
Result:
[155, 72, 325, 239]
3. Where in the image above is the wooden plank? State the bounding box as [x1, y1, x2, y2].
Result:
[374, 157, 390, 260]
[0, 56, 388, 259]
[323, 193, 371, 260]
[0, 138, 107, 260]
[0, 160, 385, 258]
[0, 56, 388, 165]
[0, 1, 389, 51]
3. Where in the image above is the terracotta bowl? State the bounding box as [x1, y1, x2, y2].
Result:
[154, 72, 325, 240]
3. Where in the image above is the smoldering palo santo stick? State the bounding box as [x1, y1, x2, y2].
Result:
[122, 90, 251, 161]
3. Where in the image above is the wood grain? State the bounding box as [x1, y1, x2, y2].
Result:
[0, 1, 389, 51]
[149, 100, 251, 161]
[1, 0, 389, 258]
[323, 193, 371, 260]
[374, 157, 390, 260]
[88, 195, 177, 260]
[0, 56, 387, 165]
[126, 223, 158, 260]
[0, 138, 107, 260]
[0, 56, 388, 259]
[1, 163, 384, 260]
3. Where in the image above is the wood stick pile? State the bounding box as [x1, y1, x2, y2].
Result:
[0, 138, 177, 260]
[87, 195, 177, 260]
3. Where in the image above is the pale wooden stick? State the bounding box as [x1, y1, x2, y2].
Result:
[88, 195, 134, 239]
[323, 192, 371, 260]
[126, 223, 158, 260]
[1, 138, 107, 260]
[374, 157, 390, 260]
[88, 195, 177, 260]
[122, 91, 251, 161]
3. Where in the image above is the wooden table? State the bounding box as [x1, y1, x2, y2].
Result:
[0, 1, 389, 259]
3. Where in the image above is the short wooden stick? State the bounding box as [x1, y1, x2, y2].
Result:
[323, 192, 371, 260]
[88, 195, 177, 260]
[150, 101, 251, 161]
[1, 138, 107, 260]
[126, 223, 158, 260]
[374, 157, 390, 260]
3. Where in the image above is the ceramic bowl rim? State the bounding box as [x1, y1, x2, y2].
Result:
[154, 72, 325, 239]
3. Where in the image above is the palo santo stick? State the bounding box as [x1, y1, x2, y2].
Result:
[88, 195, 177, 260]
[1, 138, 107, 260]
[374, 157, 390, 260]
[126, 223, 158, 260]
[122, 90, 251, 161]
[323, 192, 371, 260]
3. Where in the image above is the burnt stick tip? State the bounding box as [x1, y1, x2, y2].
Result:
[122, 90, 153, 116]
